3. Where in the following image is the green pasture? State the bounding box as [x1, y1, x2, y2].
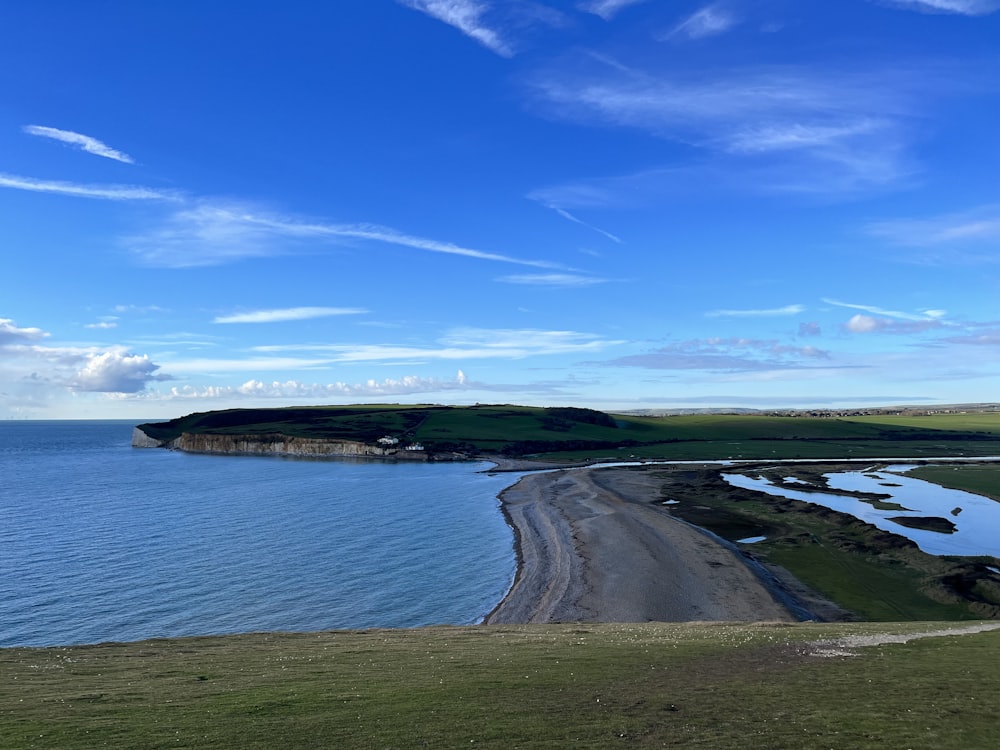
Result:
[903, 464, 1000, 503]
[3, 622, 998, 750]
[137, 406, 1000, 460]
[848, 412, 1000, 435]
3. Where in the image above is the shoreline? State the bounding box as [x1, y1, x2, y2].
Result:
[484, 465, 832, 625]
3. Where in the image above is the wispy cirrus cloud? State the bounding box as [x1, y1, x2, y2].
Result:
[880, 0, 1000, 15]
[124, 200, 564, 270]
[868, 205, 1000, 264]
[0, 172, 176, 201]
[531, 201, 623, 243]
[526, 55, 940, 193]
[578, 0, 648, 21]
[603, 336, 831, 372]
[23, 125, 135, 163]
[213, 307, 368, 324]
[397, 0, 514, 56]
[823, 298, 947, 321]
[497, 273, 609, 287]
[706, 304, 805, 318]
[252, 327, 624, 362]
[661, 3, 739, 41]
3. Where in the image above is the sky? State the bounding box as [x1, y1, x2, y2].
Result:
[2, 1, 999, 420]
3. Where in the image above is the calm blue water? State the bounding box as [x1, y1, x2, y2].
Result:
[0, 421, 518, 647]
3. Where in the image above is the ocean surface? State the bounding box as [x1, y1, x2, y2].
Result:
[0, 421, 519, 647]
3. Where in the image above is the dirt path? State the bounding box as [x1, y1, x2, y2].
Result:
[485, 467, 798, 624]
[808, 622, 1000, 657]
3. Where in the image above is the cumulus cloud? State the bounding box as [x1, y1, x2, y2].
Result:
[0, 318, 49, 343]
[23, 125, 135, 163]
[799, 322, 822, 337]
[72, 352, 171, 393]
[844, 314, 947, 334]
[213, 307, 368, 324]
[165, 371, 473, 400]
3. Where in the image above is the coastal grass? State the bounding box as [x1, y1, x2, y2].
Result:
[903, 464, 1000, 503]
[3, 622, 998, 749]
[647, 466, 1000, 622]
[531, 437, 1000, 462]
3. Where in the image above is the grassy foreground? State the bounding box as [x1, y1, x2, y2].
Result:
[3, 622, 998, 749]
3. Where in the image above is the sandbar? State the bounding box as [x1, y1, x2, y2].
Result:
[485, 466, 817, 624]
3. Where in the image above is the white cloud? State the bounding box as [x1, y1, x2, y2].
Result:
[497, 273, 608, 286]
[845, 314, 880, 333]
[251, 327, 624, 361]
[0, 318, 49, 343]
[604, 337, 832, 371]
[726, 120, 886, 154]
[166, 371, 473, 400]
[706, 304, 805, 318]
[539, 204, 623, 243]
[869, 205, 1000, 246]
[823, 298, 943, 321]
[881, 0, 1000, 15]
[844, 314, 948, 334]
[72, 351, 168, 393]
[663, 4, 739, 40]
[85, 321, 119, 330]
[160, 356, 335, 374]
[577, 0, 648, 21]
[213, 307, 368, 324]
[398, 0, 513, 56]
[0, 172, 176, 201]
[125, 201, 563, 269]
[527, 58, 934, 192]
[23, 125, 135, 163]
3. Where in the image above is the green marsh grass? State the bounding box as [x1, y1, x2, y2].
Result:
[3, 622, 998, 749]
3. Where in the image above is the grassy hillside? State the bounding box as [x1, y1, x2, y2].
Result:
[136, 406, 1000, 459]
[2, 622, 998, 749]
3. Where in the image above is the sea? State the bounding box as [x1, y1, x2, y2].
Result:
[0, 421, 519, 648]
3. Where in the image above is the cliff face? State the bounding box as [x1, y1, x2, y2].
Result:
[131, 428, 428, 461]
[132, 427, 165, 448]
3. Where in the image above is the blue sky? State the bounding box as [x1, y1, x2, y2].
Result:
[2, 0, 999, 419]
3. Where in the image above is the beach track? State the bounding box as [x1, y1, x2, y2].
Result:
[485, 467, 798, 624]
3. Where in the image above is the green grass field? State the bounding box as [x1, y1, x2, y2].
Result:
[136, 406, 1000, 460]
[903, 464, 1000, 503]
[3, 622, 998, 749]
